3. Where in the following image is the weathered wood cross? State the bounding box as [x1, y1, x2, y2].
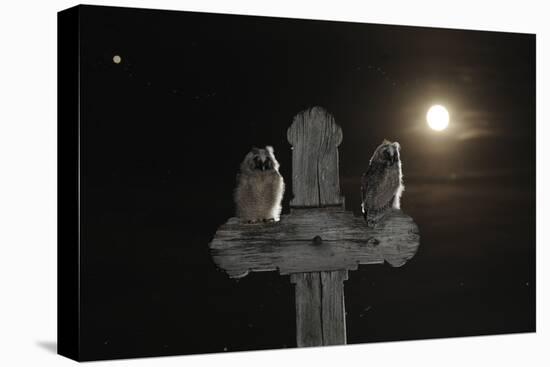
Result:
[210, 106, 420, 347]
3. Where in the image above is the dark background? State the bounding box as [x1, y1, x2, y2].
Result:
[77, 5, 535, 361]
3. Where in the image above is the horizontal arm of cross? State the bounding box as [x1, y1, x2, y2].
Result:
[209, 208, 420, 278]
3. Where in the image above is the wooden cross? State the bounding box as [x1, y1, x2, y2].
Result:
[209, 106, 420, 347]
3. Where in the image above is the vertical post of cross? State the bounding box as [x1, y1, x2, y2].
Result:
[287, 107, 348, 346]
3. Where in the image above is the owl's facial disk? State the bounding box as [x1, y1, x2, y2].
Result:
[252, 154, 274, 171]
[377, 143, 400, 166]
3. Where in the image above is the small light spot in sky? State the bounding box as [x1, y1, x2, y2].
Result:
[113, 55, 122, 64]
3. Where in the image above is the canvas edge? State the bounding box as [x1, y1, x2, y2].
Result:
[57, 4, 82, 362]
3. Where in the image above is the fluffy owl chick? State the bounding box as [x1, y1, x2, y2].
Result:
[361, 140, 404, 227]
[234, 146, 285, 223]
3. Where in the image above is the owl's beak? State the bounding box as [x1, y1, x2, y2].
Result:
[384, 149, 397, 165]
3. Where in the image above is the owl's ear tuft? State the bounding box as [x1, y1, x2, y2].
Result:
[393, 142, 401, 150]
[265, 145, 274, 154]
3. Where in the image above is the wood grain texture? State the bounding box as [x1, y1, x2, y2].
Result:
[290, 271, 348, 347]
[209, 208, 420, 278]
[320, 270, 348, 345]
[287, 107, 344, 207]
[290, 272, 323, 346]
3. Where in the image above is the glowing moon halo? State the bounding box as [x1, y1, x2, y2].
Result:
[427, 105, 450, 131]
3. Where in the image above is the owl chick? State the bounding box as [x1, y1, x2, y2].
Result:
[234, 146, 285, 223]
[361, 140, 404, 227]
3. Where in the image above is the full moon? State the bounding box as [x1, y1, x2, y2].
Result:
[427, 105, 450, 131]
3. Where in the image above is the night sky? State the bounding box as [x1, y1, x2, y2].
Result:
[76, 5, 535, 361]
